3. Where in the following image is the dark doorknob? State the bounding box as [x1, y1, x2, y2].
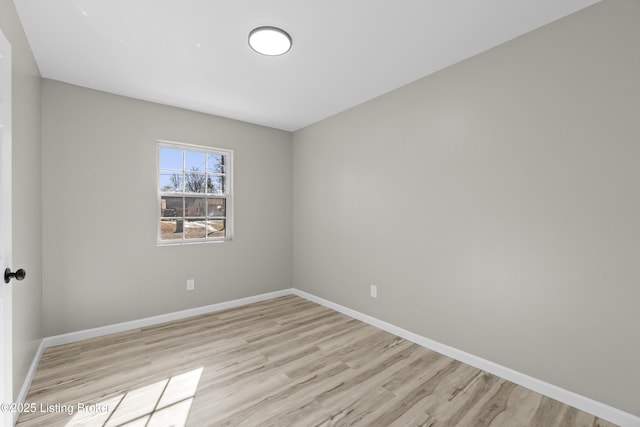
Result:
[4, 268, 26, 284]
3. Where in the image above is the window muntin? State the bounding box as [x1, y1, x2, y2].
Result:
[158, 142, 232, 243]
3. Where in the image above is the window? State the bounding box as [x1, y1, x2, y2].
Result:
[158, 141, 233, 243]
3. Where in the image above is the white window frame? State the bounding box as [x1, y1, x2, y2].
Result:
[157, 140, 233, 245]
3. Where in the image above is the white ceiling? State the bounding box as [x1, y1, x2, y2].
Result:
[15, 0, 601, 131]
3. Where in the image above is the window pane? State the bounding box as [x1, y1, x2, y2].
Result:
[207, 198, 226, 218]
[185, 197, 206, 217]
[207, 153, 225, 173]
[159, 147, 183, 170]
[159, 172, 184, 192]
[207, 175, 225, 194]
[158, 143, 231, 243]
[207, 219, 226, 238]
[161, 196, 183, 217]
[184, 171, 207, 193]
[184, 219, 207, 239]
[185, 151, 206, 172]
[160, 219, 184, 240]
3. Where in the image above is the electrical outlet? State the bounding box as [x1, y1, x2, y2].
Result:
[187, 279, 195, 291]
[370, 284, 377, 298]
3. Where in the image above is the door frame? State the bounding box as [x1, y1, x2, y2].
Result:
[0, 27, 13, 427]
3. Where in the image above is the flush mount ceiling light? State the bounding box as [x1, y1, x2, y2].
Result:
[248, 26, 292, 56]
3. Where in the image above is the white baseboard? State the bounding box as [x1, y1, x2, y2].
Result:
[16, 287, 639, 427]
[291, 289, 639, 427]
[13, 339, 46, 426]
[43, 289, 292, 347]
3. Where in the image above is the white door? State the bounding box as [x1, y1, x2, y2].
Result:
[0, 28, 13, 427]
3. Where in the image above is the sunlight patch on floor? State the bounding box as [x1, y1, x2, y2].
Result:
[65, 367, 203, 427]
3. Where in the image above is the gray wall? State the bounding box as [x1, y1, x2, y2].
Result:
[0, 0, 43, 398]
[41, 80, 292, 336]
[293, 0, 640, 416]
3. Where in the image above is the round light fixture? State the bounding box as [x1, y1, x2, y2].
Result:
[248, 26, 292, 56]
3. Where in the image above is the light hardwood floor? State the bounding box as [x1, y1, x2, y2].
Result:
[17, 295, 617, 427]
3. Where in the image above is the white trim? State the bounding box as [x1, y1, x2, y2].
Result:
[291, 289, 640, 427]
[13, 340, 45, 425]
[0, 27, 13, 427]
[15, 288, 639, 427]
[44, 289, 290, 347]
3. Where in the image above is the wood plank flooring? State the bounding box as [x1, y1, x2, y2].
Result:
[16, 295, 617, 426]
